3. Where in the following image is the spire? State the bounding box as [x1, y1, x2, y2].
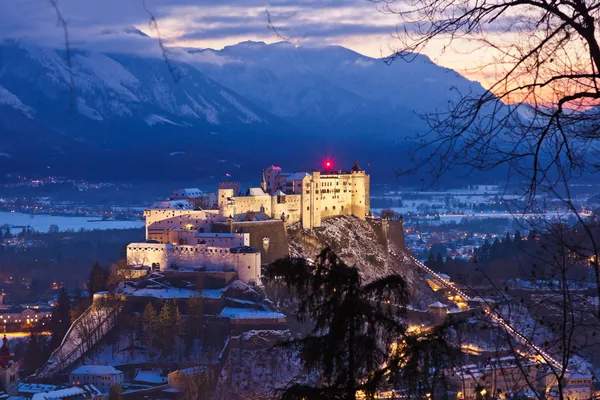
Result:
[352, 160, 361, 172]
[260, 169, 267, 192]
[0, 335, 11, 367]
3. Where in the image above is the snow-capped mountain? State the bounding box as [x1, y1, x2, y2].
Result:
[0, 38, 501, 184]
[187, 41, 490, 139]
[0, 39, 300, 182]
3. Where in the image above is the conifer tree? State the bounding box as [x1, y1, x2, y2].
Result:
[141, 302, 157, 347]
[23, 333, 46, 375]
[186, 296, 204, 351]
[263, 247, 422, 399]
[50, 289, 71, 349]
[173, 299, 183, 337]
[158, 300, 177, 352]
[435, 252, 444, 269]
[425, 252, 435, 269]
[88, 262, 107, 298]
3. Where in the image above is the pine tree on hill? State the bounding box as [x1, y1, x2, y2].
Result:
[50, 289, 71, 350]
[435, 252, 445, 270]
[425, 252, 435, 269]
[88, 262, 107, 299]
[186, 296, 204, 352]
[158, 299, 178, 353]
[263, 247, 454, 399]
[141, 302, 157, 347]
[23, 333, 46, 375]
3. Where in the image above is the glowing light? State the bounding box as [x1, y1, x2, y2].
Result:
[324, 160, 333, 170]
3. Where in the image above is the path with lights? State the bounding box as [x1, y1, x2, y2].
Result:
[390, 249, 563, 371]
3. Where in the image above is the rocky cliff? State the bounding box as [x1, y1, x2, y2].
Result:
[288, 216, 437, 308]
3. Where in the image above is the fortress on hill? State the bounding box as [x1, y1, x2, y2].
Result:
[126, 163, 372, 285]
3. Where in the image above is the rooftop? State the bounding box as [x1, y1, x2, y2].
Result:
[70, 365, 122, 375]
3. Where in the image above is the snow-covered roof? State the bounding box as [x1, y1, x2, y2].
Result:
[18, 383, 59, 394]
[134, 371, 168, 384]
[273, 190, 286, 196]
[285, 172, 308, 182]
[149, 200, 193, 210]
[70, 365, 122, 375]
[438, 273, 450, 279]
[246, 187, 267, 196]
[171, 188, 206, 198]
[219, 307, 285, 320]
[428, 301, 448, 308]
[30, 385, 101, 400]
[266, 165, 282, 171]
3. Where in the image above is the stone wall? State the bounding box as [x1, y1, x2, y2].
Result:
[212, 220, 289, 265]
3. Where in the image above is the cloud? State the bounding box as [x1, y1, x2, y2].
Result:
[0, 0, 402, 57]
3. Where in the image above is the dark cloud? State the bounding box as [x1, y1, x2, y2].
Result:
[179, 21, 398, 41]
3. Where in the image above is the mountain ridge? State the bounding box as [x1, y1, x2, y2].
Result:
[0, 37, 502, 185]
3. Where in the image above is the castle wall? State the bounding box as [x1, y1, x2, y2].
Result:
[126, 243, 261, 285]
[387, 219, 406, 251]
[167, 230, 248, 247]
[145, 209, 219, 241]
[271, 194, 302, 222]
[212, 220, 289, 265]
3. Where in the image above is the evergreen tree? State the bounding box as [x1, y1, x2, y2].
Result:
[173, 299, 183, 337]
[158, 300, 176, 352]
[425, 252, 435, 269]
[503, 232, 512, 251]
[514, 230, 523, 250]
[23, 333, 45, 375]
[435, 252, 445, 270]
[263, 247, 436, 399]
[186, 296, 204, 352]
[479, 239, 491, 262]
[490, 237, 502, 260]
[141, 302, 157, 347]
[50, 289, 71, 349]
[88, 262, 107, 298]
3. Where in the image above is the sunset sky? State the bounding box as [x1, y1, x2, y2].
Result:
[0, 0, 494, 86]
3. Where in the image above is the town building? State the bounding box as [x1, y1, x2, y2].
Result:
[547, 372, 594, 400]
[69, 365, 124, 394]
[449, 356, 542, 400]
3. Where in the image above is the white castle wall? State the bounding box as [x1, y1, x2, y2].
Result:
[126, 243, 261, 285]
[167, 230, 249, 247]
[144, 209, 220, 241]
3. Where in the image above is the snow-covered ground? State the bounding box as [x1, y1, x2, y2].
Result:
[0, 211, 144, 232]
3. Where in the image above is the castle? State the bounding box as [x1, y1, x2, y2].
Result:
[219, 163, 370, 229]
[127, 163, 370, 284]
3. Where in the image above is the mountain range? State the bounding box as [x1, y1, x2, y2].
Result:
[0, 36, 495, 186]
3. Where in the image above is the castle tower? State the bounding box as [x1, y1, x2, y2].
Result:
[350, 162, 368, 220]
[218, 188, 236, 218]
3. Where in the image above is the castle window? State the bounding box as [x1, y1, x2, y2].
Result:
[325, 207, 328, 211]
[307, 207, 310, 211]
[333, 206, 336, 210]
